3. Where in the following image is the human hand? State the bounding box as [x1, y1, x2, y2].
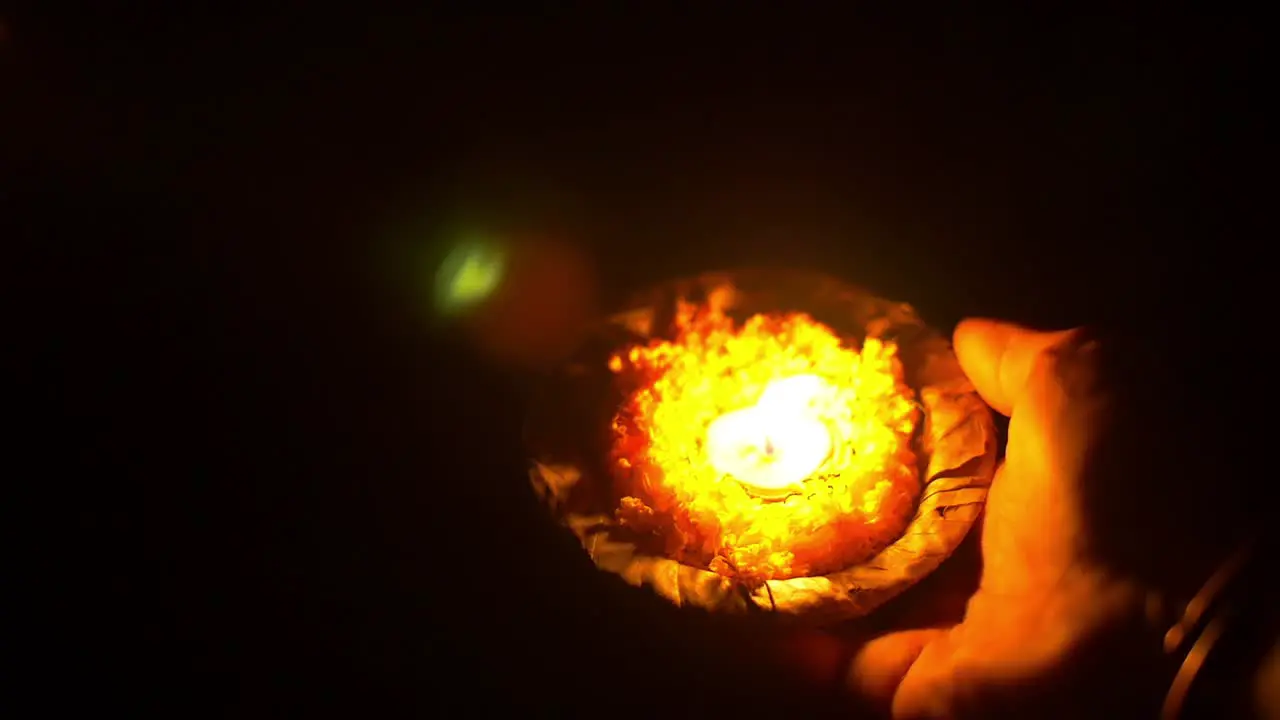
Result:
[846, 320, 1181, 718]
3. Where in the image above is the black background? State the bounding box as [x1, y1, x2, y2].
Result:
[9, 7, 1266, 717]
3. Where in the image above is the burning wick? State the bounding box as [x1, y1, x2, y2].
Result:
[705, 375, 833, 497]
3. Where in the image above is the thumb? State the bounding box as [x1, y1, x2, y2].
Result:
[847, 628, 947, 709]
[953, 319, 1077, 416]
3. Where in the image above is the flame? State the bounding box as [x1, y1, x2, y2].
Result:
[608, 297, 919, 585]
[704, 375, 834, 495]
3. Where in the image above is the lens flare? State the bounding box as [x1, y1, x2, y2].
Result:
[434, 240, 506, 315]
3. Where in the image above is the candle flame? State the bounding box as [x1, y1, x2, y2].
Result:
[706, 375, 833, 495]
[609, 299, 919, 584]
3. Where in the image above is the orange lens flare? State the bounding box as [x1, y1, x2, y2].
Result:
[608, 299, 920, 586]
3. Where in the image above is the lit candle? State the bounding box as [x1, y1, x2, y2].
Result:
[705, 375, 833, 497]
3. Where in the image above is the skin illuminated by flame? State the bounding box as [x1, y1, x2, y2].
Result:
[609, 299, 919, 584]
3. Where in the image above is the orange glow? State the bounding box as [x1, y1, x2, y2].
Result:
[608, 295, 920, 586]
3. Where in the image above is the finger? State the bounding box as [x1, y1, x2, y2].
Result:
[953, 318, 1077, 416]
[848, 628, 947, 709]
[891, 628, 964, 719]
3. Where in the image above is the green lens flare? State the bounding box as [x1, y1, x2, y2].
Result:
[434, 240, 506, 314]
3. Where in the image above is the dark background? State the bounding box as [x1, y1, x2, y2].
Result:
[9, 8, 1265, 717]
